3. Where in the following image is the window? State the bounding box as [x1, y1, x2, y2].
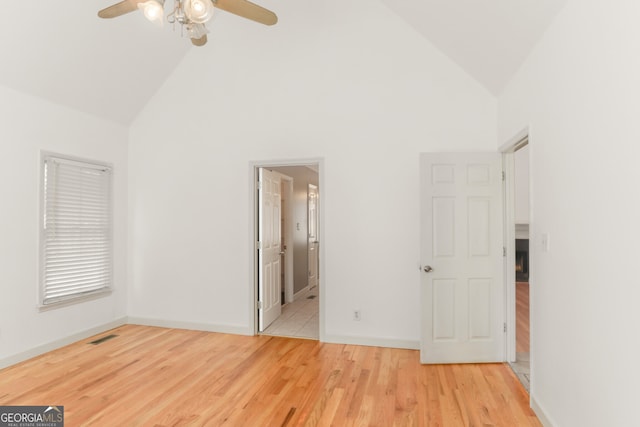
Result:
[40, 153, 113, 306]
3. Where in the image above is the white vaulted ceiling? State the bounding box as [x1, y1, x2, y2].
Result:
[0, 1, 191, 125]
[0, 0, 567, 124]
[381, 0, 568, 95]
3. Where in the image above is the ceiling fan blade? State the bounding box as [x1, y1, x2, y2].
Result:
[98, 0, 144, 19]
[191, 35, 208, 46]
[213, 0, 278, 26]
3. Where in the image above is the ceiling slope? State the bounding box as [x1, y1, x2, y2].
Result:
[0, 0, 567, 124]
[0, 1, 190, 125]
[381, 0, 568, 95]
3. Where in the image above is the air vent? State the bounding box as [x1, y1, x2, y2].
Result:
[89, 334, 118, 345]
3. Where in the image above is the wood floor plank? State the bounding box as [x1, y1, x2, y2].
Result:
[0, 325, 541, 426]
[516, 281, 530, 353]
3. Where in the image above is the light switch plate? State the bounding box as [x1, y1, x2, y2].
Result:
[541, 233, 550, 252]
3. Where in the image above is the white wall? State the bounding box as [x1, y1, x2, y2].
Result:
[498, 1, 640, 425]
[128, 0, 497, 345]
[0, 85, 128, 366]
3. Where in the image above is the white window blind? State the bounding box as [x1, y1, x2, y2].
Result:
[41, 155, 113, 306]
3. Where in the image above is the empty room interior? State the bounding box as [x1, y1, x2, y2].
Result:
[1, 1, 639, 426]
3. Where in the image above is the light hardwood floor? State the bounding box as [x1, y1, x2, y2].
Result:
[0, 325, 540, 426]
[511, 282, 531, 392]
[516, 282, 530, 354]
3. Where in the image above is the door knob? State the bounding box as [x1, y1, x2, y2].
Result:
[423, 265, 433, 273]
[279, 251, 286, 255]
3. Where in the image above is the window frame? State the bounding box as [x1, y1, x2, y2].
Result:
[39, 152, 114, 308]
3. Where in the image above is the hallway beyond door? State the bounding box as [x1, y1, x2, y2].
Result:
[262, 287, 319, 339]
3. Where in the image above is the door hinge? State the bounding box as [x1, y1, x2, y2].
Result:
[503, 323, 507, 333]
[257, 301, 263, 310]
[502, 171, 506, 181]
[503, 246, 506, 257]
[257, 181, 263, 191]
[256, 241, 262, 250]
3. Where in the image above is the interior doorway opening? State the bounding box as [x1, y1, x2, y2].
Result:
[502, 134, 531, 392]
[253, 162, 321, 340]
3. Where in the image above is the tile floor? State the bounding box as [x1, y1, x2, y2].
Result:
[262, 287, 319, 340]
[510, 352, 530, 393]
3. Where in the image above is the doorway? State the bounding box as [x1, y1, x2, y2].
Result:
[502, 134, 531, 392]
[252, 161, 321, 340]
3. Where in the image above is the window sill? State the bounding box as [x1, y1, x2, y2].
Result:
[38, 289, 113, 312]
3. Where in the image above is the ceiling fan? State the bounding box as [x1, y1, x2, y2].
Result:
[98, 0, 277, 46]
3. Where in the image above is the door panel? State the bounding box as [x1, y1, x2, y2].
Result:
[433, 279, 456, 340]
[468, 197, 491, 256]
[433, 197, 455, 257]
[468, 278, 492, 339]
[258, 168, 282, 331]
[420, 153, 504, 364]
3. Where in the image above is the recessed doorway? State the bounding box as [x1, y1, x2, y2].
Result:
[252, 161, 321, 340]
[502, 135, 531, 392]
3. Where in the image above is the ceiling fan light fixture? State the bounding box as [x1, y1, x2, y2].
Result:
[98, 0, 277, 46]
[139, 0, 165, 24]
[188, 22, 209, 39]
[184, 0, 215, 24]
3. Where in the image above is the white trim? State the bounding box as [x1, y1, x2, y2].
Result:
[324, 334, 419, 350]
[293, 285, 310, 301]
[499, 126, 529, 153]
[531, 395, 556, 427]
[307, 183, 319, 290]
[501, 128, 530, 364]
[37, 289, 113, 312]
[39, 151, 114, 308]
[127, 317, 251, 336]
[280, 174, 295, 304]
[318, 160, 326, 342]
[248, 158, 326, 342]
[502, 151, 517, 362]
[0, 317, 127, 370]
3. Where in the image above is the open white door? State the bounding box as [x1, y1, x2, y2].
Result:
[308, 184, 319, 289]
[420, 153, 505, 364]
[258, 168, 282, 332]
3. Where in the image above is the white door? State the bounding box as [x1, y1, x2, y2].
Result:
[308, 184, 319, 289]
[258, 168, 282, 332]
[420, 153, 504, 364]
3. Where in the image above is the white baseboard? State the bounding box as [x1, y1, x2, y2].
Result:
[293, 286, 310, 301]
[127, 317, 251, 336]
[0, 319, 418, 370]
[531, 394, 555, 427]
[0, 317, 127, 370]
[323, 334, 420, 350]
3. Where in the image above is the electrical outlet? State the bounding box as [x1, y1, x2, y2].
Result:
[353, 310, 361, 321]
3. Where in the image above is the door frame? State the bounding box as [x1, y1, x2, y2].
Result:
[499, 127, 531, 363]
[281, 175, 295, 304]
[307, 183, 319, 290]
[248, 158, 325, 339]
